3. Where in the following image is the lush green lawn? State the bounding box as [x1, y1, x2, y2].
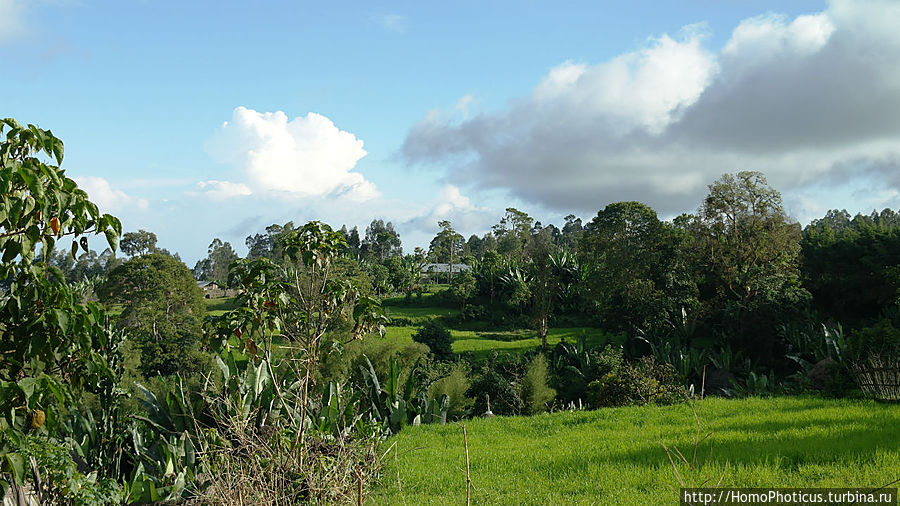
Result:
[370, 397, 900, 505]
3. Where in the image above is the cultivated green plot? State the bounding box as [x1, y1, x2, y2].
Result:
[380, 326, 617, 360]
[452, 328, 619, 360]
[373, 397, 900, 505]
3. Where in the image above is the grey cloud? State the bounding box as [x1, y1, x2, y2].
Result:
[402, 0, 900, 218]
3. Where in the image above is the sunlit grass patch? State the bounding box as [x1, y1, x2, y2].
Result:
[373, 397, 900, 505]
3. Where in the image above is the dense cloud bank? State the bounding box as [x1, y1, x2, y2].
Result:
[402, 0, 900, 217]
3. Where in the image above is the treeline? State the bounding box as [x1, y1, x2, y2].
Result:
[194, 171, 899, 382]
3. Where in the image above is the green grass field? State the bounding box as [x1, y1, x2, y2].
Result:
[371, 397, 900, 505]
[381, 326, 618, 360]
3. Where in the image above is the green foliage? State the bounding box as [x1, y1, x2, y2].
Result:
[12, 434, 122, 505]
[0, 118, 121, 271]
[587, 355, 683, 407]
[849, 319, 900, 360]
[412, 320, 454, 361]
[428, 362, 474, 420]
[193, 237, 239, 286]
[429, 220, 464, 267]
[449, 269, 477, 309]
[99, 252, 205, 376]
[492, 207, 533, 261]
[580, 201, 672, 334]
[549, 338, 618, 404]
[0, 119, 124, 498]
[694, 172, 810, 366]
[802, 209, 900, 327]
[847, 320, 900, 401]
[467, 368, 523, 416]
[362, 219, 402, 261]
[119, 229, 157, 257]
[519, 354, 556, 414]
[359, 356, 447, 434]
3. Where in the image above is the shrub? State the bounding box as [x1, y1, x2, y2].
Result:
[428, 362, 474, 419]
[319, 337, 430, 388]
[460, 304, 489, 321]
[588, 356, 683, 408]
[520, 354, 556, 415]
[467, 369, 523, 416]
[849, 319, 900, 360]
[413, 320, 454, 361]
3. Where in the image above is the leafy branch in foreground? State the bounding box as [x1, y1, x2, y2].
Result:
[1, 119, 122, 500]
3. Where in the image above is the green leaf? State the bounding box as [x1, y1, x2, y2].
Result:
[105, 228, 119, 252]
[2, 453, 25, 484]
[52, 137, 64, 164]
[53, 308, 69, 333]
[2, 239, 20, 263]
[17, 377, 37, 404]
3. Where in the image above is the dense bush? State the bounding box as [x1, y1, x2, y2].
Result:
[428, 362, 474, 420]
[849, 319, 900, 360]
[520, 354, 556, 414]
[588, 355, 683, 407]
[467, 368, 523, 416]
[413, 320, 454, 361]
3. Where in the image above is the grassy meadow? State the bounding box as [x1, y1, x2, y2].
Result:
[371, 397, 900, 505]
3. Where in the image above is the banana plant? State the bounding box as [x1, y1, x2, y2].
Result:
[359, 355, 447, 434]
[124, 427, 196, 504]
[309, 381, 365, 439]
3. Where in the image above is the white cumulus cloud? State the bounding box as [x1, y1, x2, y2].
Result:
[196, 180, 253, 199]
[207, 107, 378, 201]
[402, 0, 900, 220]
[74, 176, 149, 212]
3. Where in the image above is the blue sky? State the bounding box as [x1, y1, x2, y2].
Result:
[4, 0, 900, 265]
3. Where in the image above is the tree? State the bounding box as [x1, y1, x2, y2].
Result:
[429, 220, 464, 284]
[450, 269, 477, 309]
[802, 209, 900, 327]
[412, 321, 454, 361]
[561, 214, 584, 248]
[1, 118, 123, 494]
[100, 253, 205, 376]
[120, 229, 158, 256]
[211, 221, 386, 447]
[194, 237, 239, 286]
[698, 172, 805, 303]
[526, 231, 559, 348]
[492, 208, 533, 260]
[695, 171, 809, 365]
[245, 222, 297, 263]
[579, 201, 670, 334]
[361, 219, 401, 261]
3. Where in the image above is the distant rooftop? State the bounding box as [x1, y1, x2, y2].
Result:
[422, 263, 471, 273]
